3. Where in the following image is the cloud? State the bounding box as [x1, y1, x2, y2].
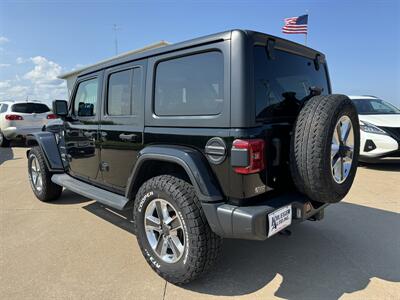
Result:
[0, 63, 11, 68]
[0, 36, 9, 44]
[0, 56, 67, 102]
[16, 57, 26, 64]
[0, 80, 11, 89]
[24, 56, 63, 84]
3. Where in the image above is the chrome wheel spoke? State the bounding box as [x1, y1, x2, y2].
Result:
[155, 201, 164, 223]
[37, 174, 43, 188]
[343, 160, 352, 179]
[336, 123, 343, 143]
[30, 156, 42, 191]
[155, 236, 168, 257]
[145, 216, 161, 232]
[331, 144, 340, 160]
[169, 217, 182, 232]
[333, 157, 342, 180]
[169, 236, 184, 258]
[341, 120, 351, 143]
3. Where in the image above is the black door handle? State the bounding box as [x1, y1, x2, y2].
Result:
[119, 133, 137, 142]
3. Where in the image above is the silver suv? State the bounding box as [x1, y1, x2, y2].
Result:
[0, 101, 57, 147]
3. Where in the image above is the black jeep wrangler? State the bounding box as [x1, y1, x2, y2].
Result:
[26, 30, 360, 284]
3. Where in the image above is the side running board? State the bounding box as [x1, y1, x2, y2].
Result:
[51, 174, 130, 210]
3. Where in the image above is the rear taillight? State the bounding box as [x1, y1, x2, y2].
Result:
[46, 114, 57, 119]
[5, 114, 23, 121]
[232, 139, 265, 174]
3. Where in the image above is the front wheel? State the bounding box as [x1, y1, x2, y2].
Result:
[28, 146, 63, 202]
[134, 175, 222, 284]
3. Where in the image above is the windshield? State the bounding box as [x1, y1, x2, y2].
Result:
[254, 46, 330, 120]
[352, 99, 400, 115]
[12, 103, 50, 114]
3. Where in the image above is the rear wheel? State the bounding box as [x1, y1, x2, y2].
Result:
[28, 146, 63, 202]
[134, 175, 222, 284]
[0, 132, 10, 147]
[290, 94, 360, 203]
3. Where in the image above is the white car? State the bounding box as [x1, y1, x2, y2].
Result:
[349, 96, 400, 162]
[0, 101, 57, 147]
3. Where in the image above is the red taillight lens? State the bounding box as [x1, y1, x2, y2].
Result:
[46, 114, 57, 119]
[5, 114, 23, 121]
[232, 139, 265, 174]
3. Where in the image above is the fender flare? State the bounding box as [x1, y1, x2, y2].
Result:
[126, 145, 224, 203]
[26, 132, 64, 172]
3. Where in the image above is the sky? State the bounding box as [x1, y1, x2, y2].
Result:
[0, 0, 399, 106]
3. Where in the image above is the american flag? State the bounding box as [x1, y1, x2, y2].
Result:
[282, 14, 308, 34]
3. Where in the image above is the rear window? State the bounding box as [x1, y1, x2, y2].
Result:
[254, 46, 329, 120]
[154, 51, 224, 116]
[11, 103, 50, 114]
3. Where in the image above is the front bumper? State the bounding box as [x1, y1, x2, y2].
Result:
[3, 126, 43, 139]
[202, 192, 328, 240]
[360, 130, 399, 160]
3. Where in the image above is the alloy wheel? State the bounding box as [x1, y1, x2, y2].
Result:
[331, 115, 354, 184]
[30, 155, 43, 192]
[144, 198, 185, 263]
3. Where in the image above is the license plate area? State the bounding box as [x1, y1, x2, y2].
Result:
[267, 204, 292, 237]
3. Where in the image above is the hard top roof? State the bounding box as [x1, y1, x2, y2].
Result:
[72, 29, 326, 79]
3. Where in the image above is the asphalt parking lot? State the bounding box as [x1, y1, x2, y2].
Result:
[1, 146, 399, 300]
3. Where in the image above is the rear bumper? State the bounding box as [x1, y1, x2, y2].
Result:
[202, 192, 329, 240]
[3, 126, 43, 139]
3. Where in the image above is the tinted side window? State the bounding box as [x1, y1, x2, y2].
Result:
[107, 68, 142, 116]
[108, 70, 131, 116]
[74, 78, 98, 117]
[254, 46, 329, 120]
[11, 103, 50, 113]
[154, 51, 224, 116]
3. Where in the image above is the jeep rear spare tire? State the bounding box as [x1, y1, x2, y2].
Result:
[290, 94, 360, 203]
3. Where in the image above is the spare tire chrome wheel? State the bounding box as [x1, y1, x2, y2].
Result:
[144, 198, 185, 264]
[290, 94, 360, 204]
[331, 116, 354, 184]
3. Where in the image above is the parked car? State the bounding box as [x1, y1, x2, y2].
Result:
[26, 29, 360, 284]
[350, 96, 400, 162]
[0, 101, 57, 147]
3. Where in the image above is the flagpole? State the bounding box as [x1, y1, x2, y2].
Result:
[305, 10, 309, 46]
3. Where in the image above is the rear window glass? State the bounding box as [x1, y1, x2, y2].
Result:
[11, 103, 50, 113]
[154, 51, 224, 116]
[254, 46, 329, 120]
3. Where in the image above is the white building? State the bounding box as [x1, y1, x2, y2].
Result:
[58, 41, 169, 97]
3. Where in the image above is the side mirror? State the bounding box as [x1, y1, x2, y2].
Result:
[52, 100, 68, 117]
